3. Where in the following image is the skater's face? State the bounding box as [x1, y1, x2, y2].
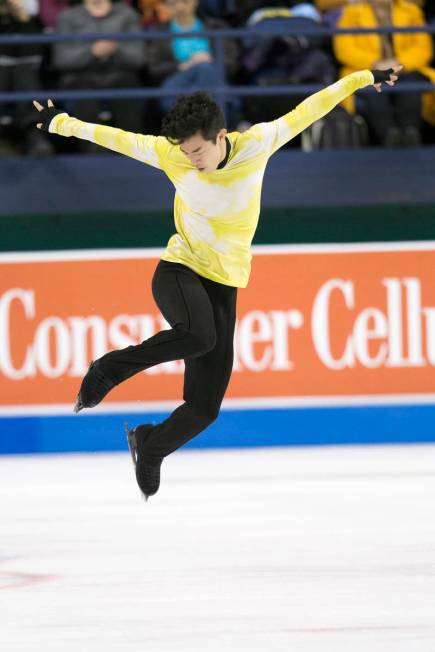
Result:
[179, 129, 228, 173]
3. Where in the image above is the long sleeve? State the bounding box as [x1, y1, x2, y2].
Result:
[49, 114, 172, 169]
[250, 70, 374, 155]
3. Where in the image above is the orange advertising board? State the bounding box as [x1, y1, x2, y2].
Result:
[1, 244, 435, 413]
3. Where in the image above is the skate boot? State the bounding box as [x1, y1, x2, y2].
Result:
[74, 359, 117, 413]
[125, 423, 163, 501]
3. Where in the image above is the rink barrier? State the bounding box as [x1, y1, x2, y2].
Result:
[1, 404, 435, 455]
[2, 149, 435, 227]
[1, 25, 435, 103]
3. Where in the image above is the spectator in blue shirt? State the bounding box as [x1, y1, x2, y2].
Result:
[146, 0, 239, 114]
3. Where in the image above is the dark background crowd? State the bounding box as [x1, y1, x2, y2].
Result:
[1, 0, 435, 156]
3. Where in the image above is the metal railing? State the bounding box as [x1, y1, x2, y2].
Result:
[1, 25, 435, 104]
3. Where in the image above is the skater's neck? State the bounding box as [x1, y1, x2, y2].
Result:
[217, 137, 231, 170]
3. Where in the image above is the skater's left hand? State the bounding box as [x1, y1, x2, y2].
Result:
[372, 64, 403, 93]
[33, 99, 67, 131]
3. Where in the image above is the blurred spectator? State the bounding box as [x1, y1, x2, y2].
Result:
[40, 0, 170, 30]
[314, 0, 347, 10]
[128, 0, 171, 26]
[315, 0, 435, 27]
[241, 5, 336, 124]
[0, 0, 54, 155]
[233, 0, 300, 24]
[243, 5, 334, 83]
[146, 0, 239, 115]
[233, 1, 274, 24]
[198, 0, 226, 17]
[20, 0, 39, 15]
[316, 0, 429, 9]
[422, 0, 435, 21]
[334, 0, 435, 146]
[313, 0, 346, 28]
[53, 0, 145, 149]
[38, 0, 70, 30]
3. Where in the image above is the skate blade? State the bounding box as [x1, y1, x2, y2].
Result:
[73, 361, 94, 413]
[73, 395, 83, 413]
[125, 422, 138, 467]
[124, 423, 151, 503]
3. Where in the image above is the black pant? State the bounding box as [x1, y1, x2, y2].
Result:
[360, 71, 425, 143]
[100, 260, 237, 457]
[0, 63, 42, 129]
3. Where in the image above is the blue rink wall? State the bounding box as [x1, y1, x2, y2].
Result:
[1, 404, 435, 455]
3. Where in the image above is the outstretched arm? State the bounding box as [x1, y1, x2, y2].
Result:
[251, 67, 402, 155]
[32, 100, 170, 169]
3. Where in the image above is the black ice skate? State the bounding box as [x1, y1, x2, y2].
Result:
[125, 422, 163, 501]
[74, 360, 116, 413]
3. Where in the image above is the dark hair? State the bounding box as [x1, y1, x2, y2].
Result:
[160, 92, 225, 145]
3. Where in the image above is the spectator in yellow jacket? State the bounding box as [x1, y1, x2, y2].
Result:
[315, 0, 426, 17]
[333, 0, 435, 145]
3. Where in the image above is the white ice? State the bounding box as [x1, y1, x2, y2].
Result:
[1, 444, 435, 652]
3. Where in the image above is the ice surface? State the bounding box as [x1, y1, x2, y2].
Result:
[1, 444, 435, 651]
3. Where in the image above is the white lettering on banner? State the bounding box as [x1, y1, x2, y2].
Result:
[312, 277, 434, 370]
[423, 307, 435, 364]
[68, 317, 108, 375]
[383, 278, 404, 366]
[1, 277, 435, 381]
[353, 308, 388, 369]
[238, 311, 273, 372]
[312, 279, 355, 370]
[0, 288, 36, 380]
[270, 310, 304, 369]
[402, 278, 425, 367]
[234, 310, 304, 372]
[0, 288, 304, 379]
[34, 317, 71, 378]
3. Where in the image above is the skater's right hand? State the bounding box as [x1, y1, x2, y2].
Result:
[33, 99, 67, 132]
[371, 64, 403, 93]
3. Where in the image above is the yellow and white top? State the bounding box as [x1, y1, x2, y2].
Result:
[50, 69, 374, 288]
